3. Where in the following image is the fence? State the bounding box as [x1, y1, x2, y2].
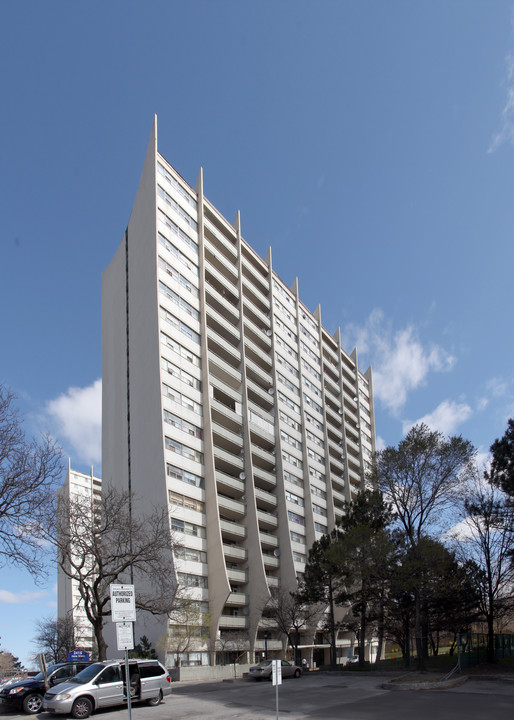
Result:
[459, 633, 514, 669]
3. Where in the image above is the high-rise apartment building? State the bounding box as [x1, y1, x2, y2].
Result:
[102, 117, 376, 668]
[58, 463, 102, 657]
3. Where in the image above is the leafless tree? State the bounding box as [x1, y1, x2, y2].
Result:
[32, 615, 83, 664]
[215, 630, 250, 664]
[373, 423, 475, 544]
[164, 596, 211, 665]
[0, 386, 63, 579]
[40, 486, 179, 660]
[263, 588, 323, 664]
[452, 467, 514, 662]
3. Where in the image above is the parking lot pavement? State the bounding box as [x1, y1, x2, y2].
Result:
[2, 672, 513, 720]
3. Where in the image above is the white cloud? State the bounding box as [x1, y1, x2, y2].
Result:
[489, 54, 514, 153]
[0, 590, 49, 604]
[344, 309, 455, 415]
[402, 399, 472, 436]
[47, 379, 102, 465]
[375, 435, 386, 452]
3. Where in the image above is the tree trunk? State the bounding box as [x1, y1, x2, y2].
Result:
[487, 613, 496, 664]
[414, 590, 425, 670]
[94, 619, 107, 661]
[374, 596, 385, 665]
[328, 582, 337, 667]
[359, 603, 366, 666]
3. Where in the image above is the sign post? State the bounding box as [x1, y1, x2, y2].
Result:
[110, 584, 136, 720]
[271, 659, 282, 720]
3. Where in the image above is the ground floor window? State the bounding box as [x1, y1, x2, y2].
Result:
[166, 652, 210, 667]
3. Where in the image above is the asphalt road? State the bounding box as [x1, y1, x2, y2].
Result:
[1, 672, 513, 720]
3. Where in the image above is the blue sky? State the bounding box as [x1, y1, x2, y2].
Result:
[1, 0, 514, 667]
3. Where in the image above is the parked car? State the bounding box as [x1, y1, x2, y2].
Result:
[0, 677, 25, 693]
[248, 659, 302, 681]
[43, 658, 171, 719]
[0, 662, 93, 714]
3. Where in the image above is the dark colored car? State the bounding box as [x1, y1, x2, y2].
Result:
[0, 662, 92, 714]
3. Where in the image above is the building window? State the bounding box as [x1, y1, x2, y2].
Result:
[290, 530, 306, 545]
[161, 331, 201, 367]
[174, 546, 207, 563]
[158, 208, 198, 252]
[284, 470, 303, 488]
[160, 307, 200, 344]
[169, 491, 205, 514]
[312, 503, 327, 517]
[162, 383, 202, 416]
[278, 372, 300, 396]
[282, 450, 303, 470]
[275, 334, 298, 361]
[305, 413, 324, 432]
[159, 281, 199, 320]
[288, 510, 305, 526]
[171, 518, 206, 538]
[164, 409, 202, 439]
[301, 357, 321, 381]
[285, 490, 304, 507]
[157, 162, 198, 209]
[278, 391, 300, 415]
[279, 410, 301, 432]
[161, 357, 201, 390]
[309, 467, 326, 483]
[158, 232, 198, 275]
[158, 185, 198, 230]
[280, 429, 302, 451]
[307, 447, 324, 466]
[166, 464, 203, 488]
[303, 393, 322, 415]
[177, 572, 208, 589]
[302, 375, 322, 398]
[165, 436, 203, 465]
[158, 256, 199, 297]
[276, 353, 299, 377]
[314, 521, 328, 534]
[311, 485, 327, 500]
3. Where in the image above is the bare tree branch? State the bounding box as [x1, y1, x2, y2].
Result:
[40, 486, 178, 660]
[0, 386, 63, 579]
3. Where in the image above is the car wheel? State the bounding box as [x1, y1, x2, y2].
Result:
[71, 697, 93, 719]
[294, 669, 301, 678]
[23, 693, 43, 714]
[147, 692, 162, 707]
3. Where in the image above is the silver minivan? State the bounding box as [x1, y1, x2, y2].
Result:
[43, 659, 171, 718]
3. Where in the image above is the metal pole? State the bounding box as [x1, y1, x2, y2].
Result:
[125, 649, 132, 720]
[275, 666, 279, 720]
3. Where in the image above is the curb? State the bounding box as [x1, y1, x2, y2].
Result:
[382, 674, 469, 691]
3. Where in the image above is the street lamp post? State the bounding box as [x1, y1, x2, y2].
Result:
[264, 632, 271, 660]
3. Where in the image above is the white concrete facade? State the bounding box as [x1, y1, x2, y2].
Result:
[102, 116, 376, 668]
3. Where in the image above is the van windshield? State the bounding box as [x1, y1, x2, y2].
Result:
[68, 664, 104, 684]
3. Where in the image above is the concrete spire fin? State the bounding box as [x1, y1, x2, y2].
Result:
[290, 277, 299, 297]
[195, 167, 204, 196]
[265, 246, 272, 268]
[232, 210, 241, 234]
[333, 327, 341, 345]
[314, 304, 322, 322]
[351, 347, 358, 365]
